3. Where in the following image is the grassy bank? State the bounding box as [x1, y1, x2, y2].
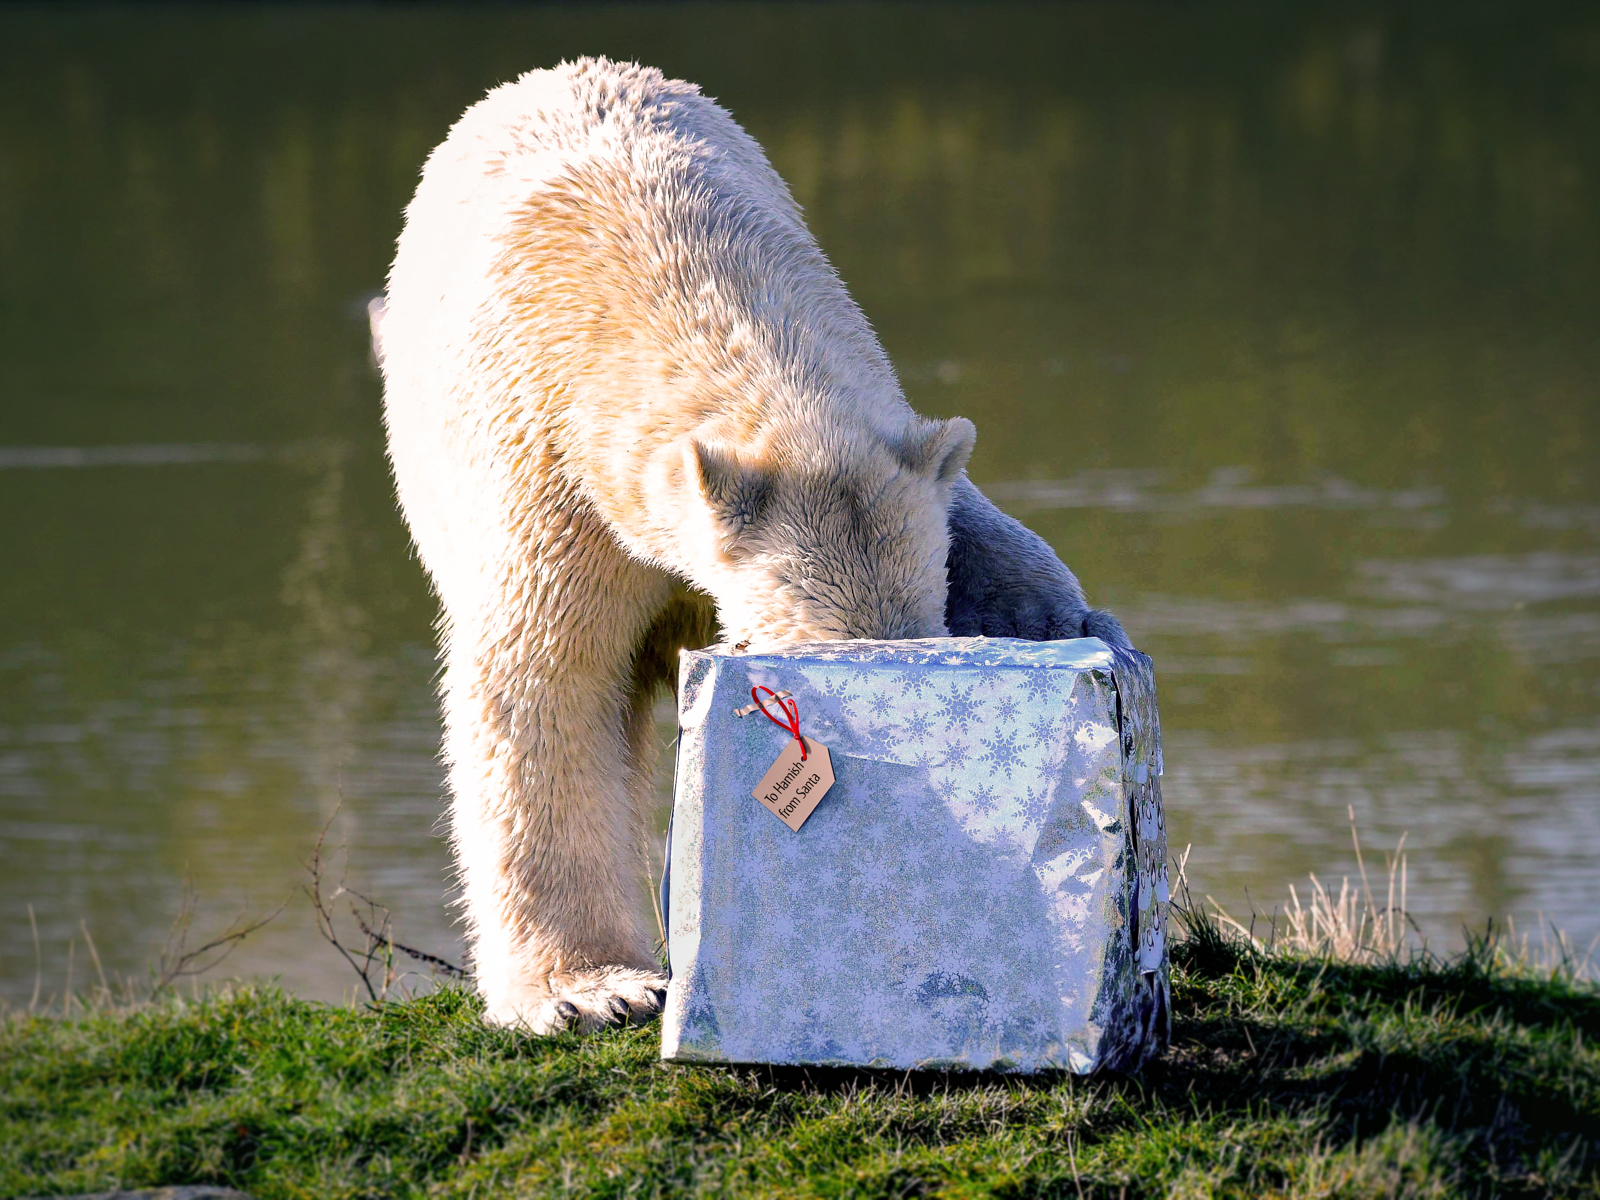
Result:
[3, 924, 1597, 1200]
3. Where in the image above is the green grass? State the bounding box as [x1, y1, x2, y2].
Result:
[2, 933, 1597, 1199]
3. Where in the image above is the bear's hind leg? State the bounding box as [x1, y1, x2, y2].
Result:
[619, 582, 719, 937]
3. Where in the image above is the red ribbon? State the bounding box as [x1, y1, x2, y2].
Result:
[750, 685, 807, 760]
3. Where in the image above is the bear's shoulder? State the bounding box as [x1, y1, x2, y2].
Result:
[407, 57, 791, 241]
[432, 58, 734, 182]
[475, 60, 699, 144]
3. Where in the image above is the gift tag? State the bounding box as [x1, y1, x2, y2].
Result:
[752, 737, 834, 832]
[744, 685, 835, 832]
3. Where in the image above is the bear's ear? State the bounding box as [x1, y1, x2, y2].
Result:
[683, 438, 770, 535]
[900, 417, 976, 484]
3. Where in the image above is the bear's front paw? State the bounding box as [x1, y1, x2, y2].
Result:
[491, 966, 670, 1034]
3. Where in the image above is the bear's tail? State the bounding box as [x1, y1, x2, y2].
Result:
[367, 295, 388, 370]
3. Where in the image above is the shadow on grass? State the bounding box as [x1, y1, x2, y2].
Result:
[689, 931, 1598, 1189]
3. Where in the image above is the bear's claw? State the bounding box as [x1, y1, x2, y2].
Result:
[499, 966, 671, 1034]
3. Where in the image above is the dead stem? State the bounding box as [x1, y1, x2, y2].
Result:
[27, 903, 41, 1012]
[80, 919, 108, 1006]
[1204, 812, 1419, 963]
[156, 875, 288, 991]
[305, 807, 466, 1004]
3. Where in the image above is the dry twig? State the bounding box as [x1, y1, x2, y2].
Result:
[351, 908, 468, 980]
[305, 809, 467, 1003]
[156, 876, 287, 990]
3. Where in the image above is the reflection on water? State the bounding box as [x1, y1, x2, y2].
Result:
[987, 469, 1449, 517]
[2, 4, 1598, 1002]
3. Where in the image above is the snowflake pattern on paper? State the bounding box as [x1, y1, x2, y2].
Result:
[661, 635, 1167, 1074]
[978, 729, 1027, 780]
[936, 686, 985, 736]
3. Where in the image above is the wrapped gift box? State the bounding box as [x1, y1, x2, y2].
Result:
[660, 636, 1169, 1073]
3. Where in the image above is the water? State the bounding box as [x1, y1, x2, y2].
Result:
[3, 4, 1598, 1004]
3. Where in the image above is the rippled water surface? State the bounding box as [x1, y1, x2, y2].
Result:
[3, 4, 1598, 1002]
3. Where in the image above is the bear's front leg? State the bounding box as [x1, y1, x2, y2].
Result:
[440, 517, 675, 1033]
[945, 475, 1129, 646]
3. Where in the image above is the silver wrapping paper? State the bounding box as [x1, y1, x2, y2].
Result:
[661, 637, 1169, 1073]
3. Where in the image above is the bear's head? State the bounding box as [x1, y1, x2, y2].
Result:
[670, 417, 976, 649]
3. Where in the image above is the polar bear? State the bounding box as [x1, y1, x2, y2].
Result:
[376, 58, 1127, 1032]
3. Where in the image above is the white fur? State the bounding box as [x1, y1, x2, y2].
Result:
[379, 59, 976, 1030]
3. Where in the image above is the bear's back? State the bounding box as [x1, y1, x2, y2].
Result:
[387, 58, 809, 345]
[381, 59, 911, 595]
[385, 57, 901, 447]
[414, 58, 797, 221]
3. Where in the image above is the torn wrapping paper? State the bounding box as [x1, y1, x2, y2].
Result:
[660, 636, 1169, 1072]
